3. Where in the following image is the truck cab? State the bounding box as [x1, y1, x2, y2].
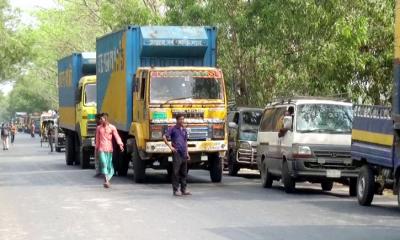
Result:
[227, 107, 263, 176]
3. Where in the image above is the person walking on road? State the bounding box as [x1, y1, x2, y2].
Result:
[95, 113, 124, 188]
[163, 114, 192, 197]
[1, 123, 10, 150]
[47, 122, 55, 152]
[31, 122, 35, 138]
[10, 123, 16, 145]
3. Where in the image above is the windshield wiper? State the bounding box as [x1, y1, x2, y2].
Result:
[163, 96, 194, 104]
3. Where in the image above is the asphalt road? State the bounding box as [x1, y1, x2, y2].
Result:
[0, 134, 399, 240]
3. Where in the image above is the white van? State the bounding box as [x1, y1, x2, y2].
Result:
[256, 98, 358, 195]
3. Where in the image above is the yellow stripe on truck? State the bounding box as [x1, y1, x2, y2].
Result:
[352, 129, 394, 146]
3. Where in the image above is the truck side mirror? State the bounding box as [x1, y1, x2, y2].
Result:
[229, 122, 238, 129]
[283, 116, 293, 130]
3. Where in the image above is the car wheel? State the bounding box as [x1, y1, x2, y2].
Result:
[282, 160, 295, 193]
[132, 139, 146, 183]
[260, 161, 273, 188]
[228, 151, 240, 176]
[209, 154, 222, 183]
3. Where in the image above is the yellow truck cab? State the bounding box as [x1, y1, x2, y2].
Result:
[58, 53, 97, 169]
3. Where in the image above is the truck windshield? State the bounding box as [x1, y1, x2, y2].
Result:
[150, 71, 224, 103]
[240, 111, 262, 141]
[296, 104, 352, 134]
[84, 84, 96, 106]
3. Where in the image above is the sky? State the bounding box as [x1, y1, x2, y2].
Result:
[0, 0, 57, 95]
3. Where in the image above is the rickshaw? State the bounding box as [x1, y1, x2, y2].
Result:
[40, 112, 57, 147]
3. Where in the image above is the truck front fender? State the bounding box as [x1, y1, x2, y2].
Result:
[129, 123, 145, 150]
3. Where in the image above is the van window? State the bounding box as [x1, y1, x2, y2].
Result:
[259, 107, 287, 132]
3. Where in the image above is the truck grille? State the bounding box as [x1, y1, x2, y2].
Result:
[238, 147, 257, 164]
[86, 121, 97, 136]
[187, 126, 209, 140]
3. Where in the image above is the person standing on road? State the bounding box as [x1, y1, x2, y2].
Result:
[10, 123, 16, 145]
[95, 113, 124, 188]
[31, 121, 35, 138]
[94, 113, 102, 177]
[1, 123, 10, 150]
[163, 114, 192, 197]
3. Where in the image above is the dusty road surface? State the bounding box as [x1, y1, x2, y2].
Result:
[0, 134, 399, 240]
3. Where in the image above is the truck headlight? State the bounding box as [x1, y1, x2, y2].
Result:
[150, 125, 164, 140]
[292, 144, 312, 158]
[212, 124, 225, 139]
[239, 142, 251, 149]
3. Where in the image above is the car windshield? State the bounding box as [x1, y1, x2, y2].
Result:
[240, 111, 262, 141]
[84, 84, 96, 106]
[296, 104, 352, 133]
[150, 70, 224, 103]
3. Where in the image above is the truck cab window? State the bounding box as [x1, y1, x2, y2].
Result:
[140, 71, 147, 100]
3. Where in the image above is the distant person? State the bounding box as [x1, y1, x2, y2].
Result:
[163, 114, 191, 197]
[1, 123, 10, 150]
[95, 113, 124, 188]
[31, 122, 35, 138]
[47, 122, 55, 152]
[10, 123, 16, 145]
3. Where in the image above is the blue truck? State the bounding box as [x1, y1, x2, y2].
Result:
[96, 26, 228, 183]
[58, 53, 97, 168]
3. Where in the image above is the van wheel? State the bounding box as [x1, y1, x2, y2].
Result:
[349, 178, 357, 197]
[321, 181, 333, 191]
[357, 165, 375, 206]
[228, 151, 240, 176]
[65, 134, 74, 166]
[209, 154, 222, 183]
[132, 140, 146, 183]
[260, 161, 273, 188]
[282, 160, 295, 193]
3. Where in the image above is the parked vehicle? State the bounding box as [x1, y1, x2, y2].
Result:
[256, 98, 358, 194]
[96, 26, 227, 183]
[58, 53, 97, 168]
[227, 107, 263, 175]
[55, 125, 66, 152]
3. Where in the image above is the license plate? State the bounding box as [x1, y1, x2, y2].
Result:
[327, 170, 341, 178]
[168, 156, 173, 162]
[201, 155, 208, 161]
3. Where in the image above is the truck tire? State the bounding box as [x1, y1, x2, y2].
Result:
[228, 151, 240, 176]
[117, 151, 129, 177]
[321, 181, 333, 191]
[260, 161, 273, 188]
[80, 147, 91, 169]
[65, 134, 74, 166]
[209, 154, 222, 183]
[349, 178, 357, 197]
[357, 165, 375, 206]
[282, 160, 296, 193]
[132, 140, 146, 183]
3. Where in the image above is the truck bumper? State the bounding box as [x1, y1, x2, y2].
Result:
[146, 140, 227, 154]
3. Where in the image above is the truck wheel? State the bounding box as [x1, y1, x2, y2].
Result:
[282, 160, 296, 193]
[349, 178, 357, 197]
[260, 161, 273, 188]
[80, 147, 91, 169]
[65, 134, 74, 166]
[132, 140, 146, 183]
[321, 181, 333, 191]
[357, 165, 375, 206]
[228, 151, 240, 176]
[117, 151, 129, 177]
[209, 154, 222, 183]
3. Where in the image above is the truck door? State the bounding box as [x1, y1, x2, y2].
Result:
[133, 70, 148, 123]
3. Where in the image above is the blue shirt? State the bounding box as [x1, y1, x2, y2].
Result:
[166, 125, 188, 158]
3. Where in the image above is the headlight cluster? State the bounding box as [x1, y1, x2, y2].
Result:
[239, 142, 251, 149]
[212, 124, 225, 140]
[150, 125, 165, 140]
[292, 144, 312, 158]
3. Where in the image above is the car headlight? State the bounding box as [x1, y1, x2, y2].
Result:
[239, 142, 251, 149]
[292, 144, 312, 158]
[212, 124, 225, 139]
